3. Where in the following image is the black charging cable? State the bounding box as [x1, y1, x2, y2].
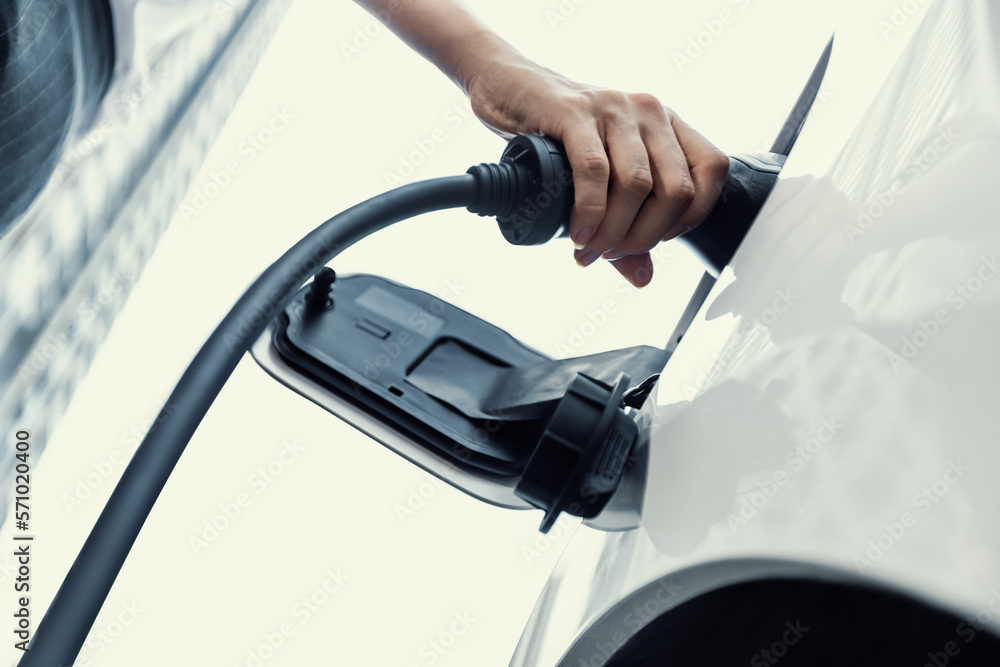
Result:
[20, 160, 554, 665]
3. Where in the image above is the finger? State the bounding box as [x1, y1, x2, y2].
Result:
[612, 124, 696, 255]
[607, 253, 654, 288]
[561, 121, 610, 248]
[670, 113, 731, 231]
[576, 120, 653, 264]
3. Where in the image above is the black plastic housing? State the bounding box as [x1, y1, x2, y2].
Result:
[273, 274, 547, 476]
[678, 153, 783, 276]
[515, 373, 637, 532]
[271, 273, 651, 530]
[470, 136, 782, 275]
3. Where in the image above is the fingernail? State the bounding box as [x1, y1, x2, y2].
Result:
[572, 227, 594, 249]
[602, 250, 627, 261]
[627, 255, 654, 288]
[662, 224, 693, 243]
[575, 250, 602, 267]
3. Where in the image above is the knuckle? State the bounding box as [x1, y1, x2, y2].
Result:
[621, 167, 654, 196]
[599, 89, 631, 108]
[589, 90, 631, 119]
[631, 92, 665, 116]
[708, 149, 731, 178]
[576, 152, 611, 180]
[667, 174, 697, 204]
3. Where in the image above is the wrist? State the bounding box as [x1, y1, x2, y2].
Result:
[443, 29, 524, 95]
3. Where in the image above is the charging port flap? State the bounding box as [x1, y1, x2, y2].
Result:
[268, 273, 667, 529]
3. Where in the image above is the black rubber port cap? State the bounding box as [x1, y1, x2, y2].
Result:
[514, 372, 638, 532]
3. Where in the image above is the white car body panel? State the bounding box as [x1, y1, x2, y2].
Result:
[512, 0, 1000, 664]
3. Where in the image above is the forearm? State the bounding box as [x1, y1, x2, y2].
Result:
[353, 0, 523, 93]
[355, 0, 729, 288]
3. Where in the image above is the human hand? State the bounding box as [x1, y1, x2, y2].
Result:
[467, 59, 730, 286]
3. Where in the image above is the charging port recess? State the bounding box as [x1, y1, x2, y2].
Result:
[272, 273, 551, 476]
[271, 273, 664, 530]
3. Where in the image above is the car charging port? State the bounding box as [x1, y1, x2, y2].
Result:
[269, 273, 661, 532]
[515, 372, 638, 532]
